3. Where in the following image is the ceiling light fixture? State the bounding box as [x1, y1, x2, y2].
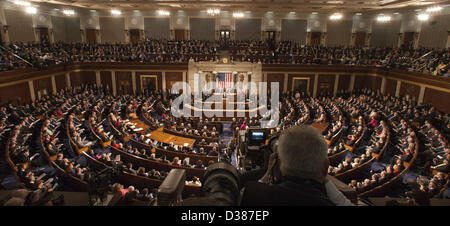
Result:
[111, 9, 121, 15]
[25, 6, 36, 14]
[207, 8, 220, 15]
[376, 15, 391, 22]
[329, 13, 343, 20]
[426, 6, 442, 13]
[63, 10, 75, 15]
[14, 0, 30, 7]
[158, 10, 170, 16]
[417, 13, 429, 21]
[233, 12, 244, 18]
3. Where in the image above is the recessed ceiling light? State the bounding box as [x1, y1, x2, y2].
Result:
[111, 9, 121, 15]
[426, 6, 442, 13]
[312, 12, 318, 15]
[417, 13, 429, 21]
[63, 10, 75, 15]
[356, 13, 362, 15]
[329, 13, 343, 20]
[14, 1, 31, 7]
[158, 10, 170, 16]
[376, 15, 391, 22]
[25, 7, 37, 14]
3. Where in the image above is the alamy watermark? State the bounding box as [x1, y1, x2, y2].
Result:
[170, 74, 280, 128]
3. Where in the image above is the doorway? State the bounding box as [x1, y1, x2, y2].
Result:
[38, 27, 50, 43]
[130, 29, 141, 44]
[266, 31, 276, 42]
[311, 32, 322, 46]
[175, 29, 185, 41]
[86, 29, 98, 44]
[220, 30, 230, 41]
[402, 32, 415, 48]
[354, 32, 366, 46]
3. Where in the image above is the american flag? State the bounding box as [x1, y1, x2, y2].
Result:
[216, 72, 233, 89]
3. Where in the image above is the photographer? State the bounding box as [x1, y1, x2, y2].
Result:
[240, 125, 353, 206]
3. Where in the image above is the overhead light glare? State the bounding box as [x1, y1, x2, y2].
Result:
[25, 7, 36, 14]
[111, 9, 121, 15]
[329, 13, 343, 20]
[233, 12, 244, 18]
[158, 10, 170, 16]
[63, 10, 75, 15]
[376, 15, 391, 22]
[426, 6, 442, 13]
[14, 0, 30, 6]
[207, 8, 220, 15]
[417, 13, 429, 21]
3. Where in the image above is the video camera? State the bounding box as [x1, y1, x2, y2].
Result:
[152, 127, 280, 206]
[239, 127, 279, 170]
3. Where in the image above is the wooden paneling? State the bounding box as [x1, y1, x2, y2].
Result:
[423, 88, 450, 114]
[354, 75, 381, 91]
[175, 29, 185, 41]
[399, 82, 420, 102]
[100, 71, 112, 90]
[70, 71, 95, 87]
[55, 74, 66, 91]
[115, 71, 132, 94]
[86, 29, 97, 44]
[0, 82, 30, 105]
[33, 77, 52, 99]
[385, 78, 397, 96]
[266, 73, 284, 93]
[338, 74, 350, 91]
[165, 72, 183, 91]
[355, 32, 366, 46]
[317, 74, 335, 95]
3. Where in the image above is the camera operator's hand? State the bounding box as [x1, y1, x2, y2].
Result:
[258, 152, 281, 184]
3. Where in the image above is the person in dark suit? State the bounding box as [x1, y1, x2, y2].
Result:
[240, 125, 334, 206]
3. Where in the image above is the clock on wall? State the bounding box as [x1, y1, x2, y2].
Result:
[222, 57, 228, 64]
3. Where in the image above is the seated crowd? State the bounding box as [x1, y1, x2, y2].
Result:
[0, 39, 448, 76]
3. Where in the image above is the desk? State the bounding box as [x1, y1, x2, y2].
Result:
[146, 128, 196, 149]
[129, 119, 150, 134]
